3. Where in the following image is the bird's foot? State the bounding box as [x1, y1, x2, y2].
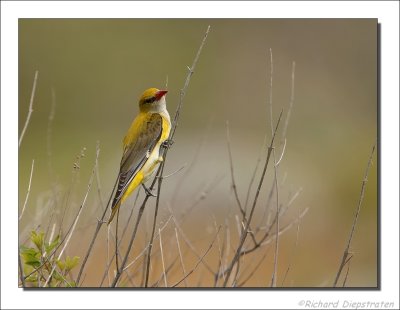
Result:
[162, 139, 174, 149]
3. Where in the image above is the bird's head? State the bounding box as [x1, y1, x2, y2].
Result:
[139, 88, 168, 111]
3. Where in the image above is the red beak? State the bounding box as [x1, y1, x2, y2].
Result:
[155, 90, 168, 100]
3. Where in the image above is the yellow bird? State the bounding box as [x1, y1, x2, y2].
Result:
[107, 88, 171, 224]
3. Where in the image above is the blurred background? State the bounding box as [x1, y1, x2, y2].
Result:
[18, 19, 377, 287]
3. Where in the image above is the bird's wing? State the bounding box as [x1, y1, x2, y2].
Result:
[112, 113, 163, 207]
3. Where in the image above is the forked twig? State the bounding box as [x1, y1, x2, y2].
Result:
[333, 143, 376, 287]
[172, 226, 221, 287]
[223, 110, 283, 286]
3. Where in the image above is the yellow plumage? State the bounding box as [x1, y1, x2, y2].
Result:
[107, 88, 171, 224]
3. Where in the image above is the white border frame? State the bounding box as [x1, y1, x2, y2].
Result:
[2, 1, 399, 309]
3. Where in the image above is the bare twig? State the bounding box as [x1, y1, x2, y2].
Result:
[111, 193, 152, 287]
[268, 48, 280, 288]
[99, 190, 141, 286]
[281, 61, 296, 141]
[281, 212, 301, 286]
[275, 138, 286, 167]
[19, 70, 38, 147]
[18, 251, 25, 287]
[151, 254, 180, 287]
[269, 152, 280, 288]
[244, 134, 268, 212]
[237, 246, 270, 287]
[75, 150, 118, 285]
[223, 110, 283, 286]
[342, 256, 353, 287]
[44, 146, 100, 287]
[213, 216, 225, 287]
[159, 228, 167, 287]
[123, 216, 172, 273]
[180, 174, 224, 221]
[47, 88, 57, 176]
[172, 226, 221, 287]
[169, 208, 215, 274]
[175, 227, 187, 287]
[143, 166, 165, 287]
[160, 164, 186, 179]
[226, 121, 244, 215]
[333, 143, 376, 287]
[142, 26, 211, 287]
[169, 25, 210, 139]
[19, 159, 35, 220]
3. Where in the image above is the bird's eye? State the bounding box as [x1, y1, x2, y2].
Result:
[144, 97, 156, 104]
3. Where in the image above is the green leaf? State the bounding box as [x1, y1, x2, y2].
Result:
[21, 248, 41, 267]
[56, 259, 65, 271]
[65, 256, 80, 271]
[53, 271, 64, 282]
[68, 280, 77, 287]
[25, 257, 41, 268]
[20, 245, 37, 256]
[30, 231, 45, 251]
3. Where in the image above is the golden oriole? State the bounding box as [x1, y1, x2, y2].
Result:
[107, 88, 171, 224]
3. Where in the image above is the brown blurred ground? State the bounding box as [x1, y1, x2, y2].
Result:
[18, 19, 377, 287]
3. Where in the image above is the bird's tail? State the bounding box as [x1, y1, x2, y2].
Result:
[107, 172, 144, 225]
[107, 201, 121, 225]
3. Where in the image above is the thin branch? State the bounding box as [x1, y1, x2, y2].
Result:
[333, 142, 376, 287]
[111, 194, 151, 287]
[18, 250, 25, 287]
[19, 70, 38, 147]
[175, 227, 187, 287]
[99, 190, 141, 286]
[45, 145, 100, 287]
[213, 216, 225, 287]
[223, 110, 283, 286]
[159, 164, 186, 179]
[142, 25, 211, 288]
[275, 138, 286, 167]
[244, 134, 268, 212]
[169, 25, 210, 139]
[180, 174, 224, 221]
[237, 246, 270, 287]
[270, 149, 280, 287]
[281, 61, 296, 141]
[281, 212, 301, 286]
[143, 165, 165, 287]
[115, 208, 120, 274]
[268, 47, 281, 288]
[169, 208, 215, 275]
[151, 254, 180, 288]
[123, 215, 172, 272]
[19, 159, 35, 220]
[47, 88, 57, 176]
[75, 152, 118, 285]
[226, 120, 244, 215]
[342, 256, 353, 287]
[172, 226, 221, 287]
[159, 228, 167, 287]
